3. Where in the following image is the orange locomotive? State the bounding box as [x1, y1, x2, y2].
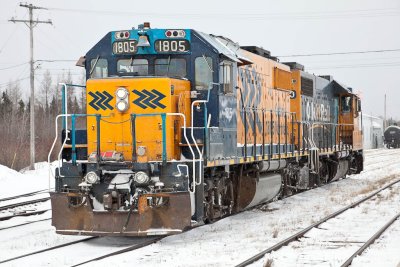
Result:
[50, 23, 363, 236]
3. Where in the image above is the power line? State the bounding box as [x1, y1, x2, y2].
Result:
[0, 76, 30, 88]
[37, 59, 76, 62]
[278, 48, 400, 57]
[0, 25, 18, 55]
[0, 62, 28, 71]
[308, 62, 400, 70]
[46, 6, 400, 20]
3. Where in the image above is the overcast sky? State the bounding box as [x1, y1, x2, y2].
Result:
[1, 0, 399, 118]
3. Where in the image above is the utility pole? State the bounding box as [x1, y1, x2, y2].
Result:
[9, 3, 52, 170]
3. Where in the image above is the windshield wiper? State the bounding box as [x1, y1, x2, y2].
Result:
[166, 56, 171, 77]
[89, 55, 100, 77]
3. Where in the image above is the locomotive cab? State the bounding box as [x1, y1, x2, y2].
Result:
[50, 23, 245, 236]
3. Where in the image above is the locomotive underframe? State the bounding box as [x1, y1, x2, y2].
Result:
[51, 148, 363, 236]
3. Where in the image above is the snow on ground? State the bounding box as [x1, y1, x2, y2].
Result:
[0, 149, 400, 266]
[0, 161, 56, 198]
[250, 182, 400, 267]
[88, 149, 400, 267]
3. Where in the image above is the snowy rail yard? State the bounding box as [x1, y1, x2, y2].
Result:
[0, 148, 399, 267]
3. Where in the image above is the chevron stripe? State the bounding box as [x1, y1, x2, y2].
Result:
[132, 90, 148, 109]
[88, 91, 114, 111]
[102, 91, 114, 110]
[151, 89, 166, 109]
[95, 91, 107, 110]
[132, 89, 166, 109]
[142, 89, 157, 109]
[88, 91, 100, 111]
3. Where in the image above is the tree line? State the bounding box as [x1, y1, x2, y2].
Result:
[0, 70, 86, 170]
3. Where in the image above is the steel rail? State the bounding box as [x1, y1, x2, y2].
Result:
[341, 212, 400, 267]
[0, 189, 48, 202]
[71, 222, 205, 266]
[0, 209, 50, 221]
[0, 237, 98, 264]
[0, 218, 51, 231]
[0, 197, 50, 211]
[235, 178, 400, 267]
[71, 237, 163, 266]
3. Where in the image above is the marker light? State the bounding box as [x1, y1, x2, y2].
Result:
[115, 31, 130, 40]
[165, 30, 185, 38]
[116, 87, 128, 99]
[116, 101, 128, 112]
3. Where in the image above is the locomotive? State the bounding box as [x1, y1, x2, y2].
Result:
[384, 125, 400, 148]
[49, 23, 363, 236]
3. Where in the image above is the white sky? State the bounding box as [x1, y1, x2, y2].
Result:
[1, 0, 399, 118]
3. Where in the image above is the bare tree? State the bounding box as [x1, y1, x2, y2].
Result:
[39, 69, 53, 111]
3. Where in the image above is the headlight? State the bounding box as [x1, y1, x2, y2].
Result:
[116, 100, 129, 112]
[85, 171, 99, 184]
[116, 87, 128, 99]
[134, 171, 150, 185]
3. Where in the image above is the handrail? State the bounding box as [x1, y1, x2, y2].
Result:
[166, 113, 196, 193]
[48, 114, 99, 189]
[59, 83, 86, 131]
[190, 84, 213, 186]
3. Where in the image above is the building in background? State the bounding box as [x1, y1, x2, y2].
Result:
[362, 114, 384, 149]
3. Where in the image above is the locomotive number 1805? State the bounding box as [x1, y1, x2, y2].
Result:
[155, 39, 190, 53]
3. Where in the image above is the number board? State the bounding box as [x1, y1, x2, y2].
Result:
[112, 40, 138, 55]
[155, 39, 190, 53]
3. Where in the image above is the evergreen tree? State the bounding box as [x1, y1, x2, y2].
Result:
[1, 91, 12, 117]
[17, 99, 25, 117]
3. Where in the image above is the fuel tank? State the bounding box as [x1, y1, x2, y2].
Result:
[237, 170, 282, 210]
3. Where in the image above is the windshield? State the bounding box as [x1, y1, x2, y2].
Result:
[117, 59, 148, 75]
[116, 57, 187, 78]
[155, 58, 186, 78]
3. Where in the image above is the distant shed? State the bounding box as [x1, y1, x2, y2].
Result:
[362, 114, 384, 149]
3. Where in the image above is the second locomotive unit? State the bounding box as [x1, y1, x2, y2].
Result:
[50, 23, 363, 236]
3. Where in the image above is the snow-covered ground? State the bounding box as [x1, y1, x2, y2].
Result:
[0, 161, 55, 198]
[0, 149, 399, 266]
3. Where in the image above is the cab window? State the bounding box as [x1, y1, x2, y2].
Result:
[195, 57, 213, 90]
[90, 58, 108, 78]
[155, 58, 186, 77]
[117, 59, 148, 75]
[341, 96, 351, 113]
[220, 61, 233, 94]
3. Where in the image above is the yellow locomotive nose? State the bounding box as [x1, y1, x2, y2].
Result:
[86, 77, 191, 162]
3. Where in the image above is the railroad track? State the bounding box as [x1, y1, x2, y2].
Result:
[235, 178, 400, 267]
[0, 196, 51, 221]
[0, 189, 49, 202]
[0, 197, 50, 212]
[71, 237, 163, 266]
[341, 212, 400, 267]
[0, 218, 51, 231]
[0, 234, 163, 266]
[0, 209, 50, 221]
[0, 237, 98, 264]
